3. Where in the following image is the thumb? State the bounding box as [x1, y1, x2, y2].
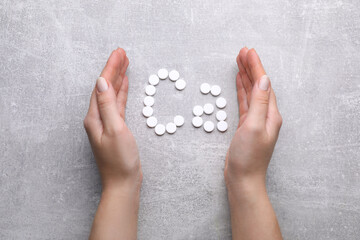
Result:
[247, 75, 271, 126]
[95, 76, 122, 134]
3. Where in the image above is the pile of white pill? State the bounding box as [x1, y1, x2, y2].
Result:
[143, 69, 186, 136]
[192, 83, 228, 133]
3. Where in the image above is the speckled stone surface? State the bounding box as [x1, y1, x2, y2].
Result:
[1, 1, 360, 239]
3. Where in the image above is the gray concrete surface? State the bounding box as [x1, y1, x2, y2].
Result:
[1, 0, 360, 239]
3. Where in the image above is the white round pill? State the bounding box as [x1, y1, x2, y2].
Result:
[149, 74, 160, 85]
[158, 68, 168, 80]
[200, 83, 211, 94]
[216, 110, 227, 121]
[166, 122, 177, 134]
[210, 85, 221, 96]
[145, 85, 156, 96]
[143, 96, 155, 106]
[193, 105, 204, 116]
[203, 121, 215, 133]
[155, 124, 166, 136]
[146, 116, 158, 128]
[217, 121, 228, 132]
[203, 103, 214, 115]
[142, 106, 153, 117]
[216, 97, 227, 109]
[169, 70, 180, 81]
[192, 116, 203, 128]
[174, 115, 185, 127]
[175, 79, 186, 90]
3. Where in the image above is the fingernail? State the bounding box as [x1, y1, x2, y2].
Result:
[116, 47, 123, 53]
[96, 77, 108, 92]
[259, 75, 270, 91]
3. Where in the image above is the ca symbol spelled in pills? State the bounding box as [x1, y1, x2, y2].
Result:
[142, 69, 228, 136]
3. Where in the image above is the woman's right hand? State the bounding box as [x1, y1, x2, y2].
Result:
[225, 47, 283, 240]
[225, 47, 282, 192]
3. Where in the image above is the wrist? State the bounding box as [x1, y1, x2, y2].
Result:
[102, 171, 143, 198]
[225, 172, 267, 202]
[101, 184, 141, 204]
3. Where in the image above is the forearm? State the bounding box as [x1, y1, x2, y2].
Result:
[89, 186, 141, 240]
[227, 177, 282, 240]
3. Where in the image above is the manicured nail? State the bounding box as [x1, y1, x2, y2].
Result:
[96, 77, 108, 92]
[116, 47, 123, 53]
[259, 75, 270, 91]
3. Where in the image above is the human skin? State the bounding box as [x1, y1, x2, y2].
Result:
[225, 47, 283, 240]
[83, 48, 142, 240]
[84, 47, 282, 240]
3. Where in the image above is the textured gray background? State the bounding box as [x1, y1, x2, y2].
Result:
[1, 0, 359, 239]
